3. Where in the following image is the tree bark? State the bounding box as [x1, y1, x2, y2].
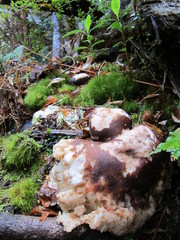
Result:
[0, 213, 89, 240]
[0, 213, 118, 240]
[137, 0, 180, 97]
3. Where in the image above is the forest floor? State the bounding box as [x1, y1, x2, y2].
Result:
[0, 53, 180, 240]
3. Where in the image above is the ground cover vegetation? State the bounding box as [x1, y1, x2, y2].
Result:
[0, 0, 180, 239]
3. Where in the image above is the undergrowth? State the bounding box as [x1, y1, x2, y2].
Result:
[1, 132, 42, 170]
[74, 72, 138, 106]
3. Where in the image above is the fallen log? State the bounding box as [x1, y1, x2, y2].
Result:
[0, 213, 119, 240]
[0, 213, 89, 240]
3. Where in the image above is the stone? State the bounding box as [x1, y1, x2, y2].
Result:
[69, 73, 90, 86]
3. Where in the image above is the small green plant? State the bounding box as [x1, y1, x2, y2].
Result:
[151, 130, 180, 161]
[24, 78, 51, 109]
[6, 178, 40, 213]
[46, 128, 52, 135]
[2, 132, 42, 170]
[63, 14, 104, 55]
[74, 72, 137, 106]
[109, 0, 132, 70]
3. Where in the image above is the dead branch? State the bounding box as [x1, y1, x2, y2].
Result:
[0, 213, 89, 240]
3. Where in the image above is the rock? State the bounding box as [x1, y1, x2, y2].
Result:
[21, 120, 32, 131]
[69, 73, 90, 86]
[44, 107, 170, 236]
[47, 78, 65, 87]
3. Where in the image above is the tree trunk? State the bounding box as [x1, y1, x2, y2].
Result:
[52, 12, 61, 61]
[137, 0, 180, 97]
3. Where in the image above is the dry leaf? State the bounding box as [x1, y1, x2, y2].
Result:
[172, 108, 180, 123]
[142, 110, 155, 124]
[30, 206, 58, 221]
[38, 181, 58, 208]
[47, 77, 65, 87]
[40, 209, 58, 221]
[42, 96, 57, 110]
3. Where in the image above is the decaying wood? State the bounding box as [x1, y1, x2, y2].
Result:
[0, 213, 118, 240]
[0, 213, 89, 240]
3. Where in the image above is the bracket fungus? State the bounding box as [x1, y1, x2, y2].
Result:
[44, 107, 170, 236]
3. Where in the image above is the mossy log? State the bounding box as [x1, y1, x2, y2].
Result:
[0, 213, 89, 240]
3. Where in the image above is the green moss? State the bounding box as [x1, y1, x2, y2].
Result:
[0, 187, 6, 211]
[59, 94, 73, 106]
[6, 178, 40, 213]
[58, 84, 76, 94]
[1, 132, 42, 170]
[122, 100, 140, 113]
[102, 63, 120, 72]
[74, 72, 138, 106]
[24, 78, 51, 109]
[3, 172, 21, 183]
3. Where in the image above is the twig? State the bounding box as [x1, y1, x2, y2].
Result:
[162, 70, 167, 91]
[134, 79, 162, 88]
[103, 99, 125, 107]
[23, 46, 96, 75]
[152, 207, 167, 240]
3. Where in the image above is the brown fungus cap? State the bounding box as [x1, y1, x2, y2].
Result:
[89, 108, 132, 141]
